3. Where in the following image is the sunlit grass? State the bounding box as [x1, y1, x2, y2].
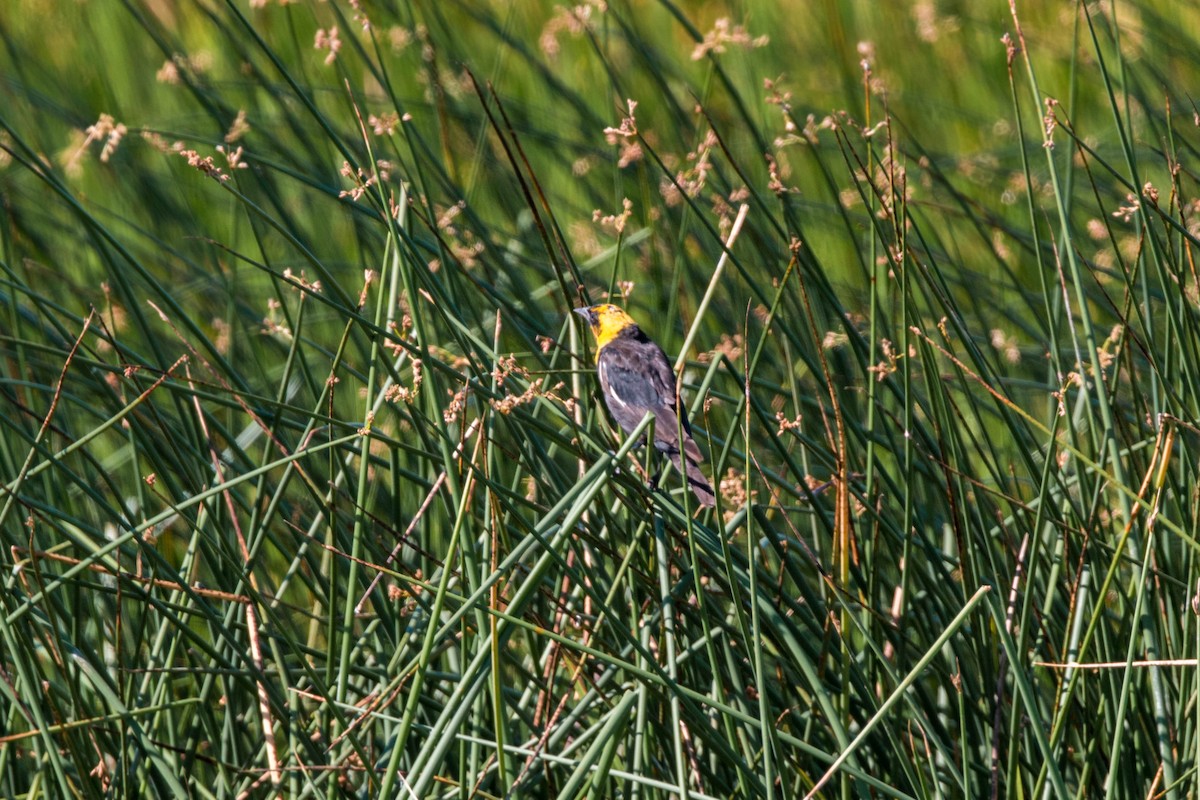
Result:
[2, 0, 1200, 797]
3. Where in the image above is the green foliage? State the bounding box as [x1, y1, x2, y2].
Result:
[2, 0, 1199, 797]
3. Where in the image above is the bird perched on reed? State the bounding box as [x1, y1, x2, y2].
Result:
[574, 303, 715, 507]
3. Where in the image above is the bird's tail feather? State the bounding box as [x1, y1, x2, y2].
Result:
[669, 451, 716, 508]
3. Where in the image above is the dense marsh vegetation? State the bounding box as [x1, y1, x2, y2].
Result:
[3, 1, 1200, 797]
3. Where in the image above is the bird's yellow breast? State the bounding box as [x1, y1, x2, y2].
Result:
[593, 315, 631, 351]
[587, 304, 638, 353]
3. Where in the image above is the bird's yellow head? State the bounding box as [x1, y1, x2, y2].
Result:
[573, 303, 638, 350]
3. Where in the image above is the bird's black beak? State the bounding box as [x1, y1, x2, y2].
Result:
[573, 306, 597, 326]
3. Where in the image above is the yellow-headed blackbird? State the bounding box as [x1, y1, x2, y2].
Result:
[574, 303, 716, 507]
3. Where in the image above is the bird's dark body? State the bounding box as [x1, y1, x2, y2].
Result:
[596, 327, 699, 459]
[595, 325, 714, 506]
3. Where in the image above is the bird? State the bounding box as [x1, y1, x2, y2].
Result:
[574, 303, 716, 508]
